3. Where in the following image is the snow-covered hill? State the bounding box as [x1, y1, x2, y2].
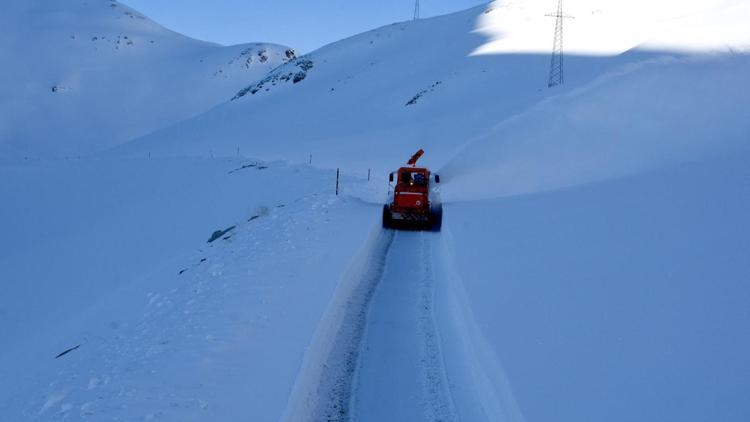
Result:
[117, 0, 750, 172]
[2, 0, 750, 421]
[0, 0, 294, 159]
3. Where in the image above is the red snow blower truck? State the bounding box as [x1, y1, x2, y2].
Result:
[382, 149, 442, 231]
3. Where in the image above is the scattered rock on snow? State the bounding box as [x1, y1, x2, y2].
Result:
[55, 344, 81, 359]
[405, 81, 442, 106]
[228, 162, 259, 174]
[232, 58, 315, 100]
[292, 72, 307, 83]
[207, 226, 236, 243]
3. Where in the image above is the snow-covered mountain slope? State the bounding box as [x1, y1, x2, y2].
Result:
[2, 1, 750, 421]
[0, 0, 294, 159]
[117, 0, 750, 172]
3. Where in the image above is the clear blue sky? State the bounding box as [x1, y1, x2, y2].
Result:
[122, 0, 484, 53]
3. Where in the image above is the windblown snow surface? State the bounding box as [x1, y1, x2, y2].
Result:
[2, 0, 750, 421]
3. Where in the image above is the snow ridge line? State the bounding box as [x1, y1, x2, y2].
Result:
[282, 226, 394, 422]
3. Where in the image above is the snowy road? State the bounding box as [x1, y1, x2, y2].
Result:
[352, 231, 454, 421]
[287, 223, 521, 422]
[289, 229, 459, 421]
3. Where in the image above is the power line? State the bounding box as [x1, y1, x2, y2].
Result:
[546, 0, 574, 88]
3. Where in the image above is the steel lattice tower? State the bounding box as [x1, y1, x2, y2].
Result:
[413, 0, 420, 20]
[546, 0, 573, 87]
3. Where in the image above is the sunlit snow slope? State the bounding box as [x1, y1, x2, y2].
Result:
[0, 0, 294, 159]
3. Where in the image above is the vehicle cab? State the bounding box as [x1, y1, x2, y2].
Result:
[383, 149, 442, 230]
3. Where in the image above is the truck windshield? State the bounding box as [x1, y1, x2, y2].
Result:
[401, 171, 427, 186]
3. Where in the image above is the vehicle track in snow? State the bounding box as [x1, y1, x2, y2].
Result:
[285, 228, 456, 421]
[282, 207, 528, 422]
[350, 230, 455, 421]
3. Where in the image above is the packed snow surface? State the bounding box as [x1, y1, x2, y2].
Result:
[2, 0, 750, 421]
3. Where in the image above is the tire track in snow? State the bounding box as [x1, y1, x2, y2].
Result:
[350, 231, 455, 421]
[416, 233, 456, 421]
[284, 229, 455, 421]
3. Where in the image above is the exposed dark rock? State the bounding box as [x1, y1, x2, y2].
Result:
[405, 81, 442, 106]
[208, 226, 236, 243]
[55, 344, 81, 359]
[232, 57, 315, 100]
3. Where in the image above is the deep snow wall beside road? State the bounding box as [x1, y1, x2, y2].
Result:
[444, 149, 750, 422]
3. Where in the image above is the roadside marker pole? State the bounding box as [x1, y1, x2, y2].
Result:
[336, 168, 340, 196]
[368, 168, 371, 181]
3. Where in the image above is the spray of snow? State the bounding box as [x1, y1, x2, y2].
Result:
[440, 54, 750, 201]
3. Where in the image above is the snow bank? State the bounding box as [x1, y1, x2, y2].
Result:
[444, 149, 750, 422]
[283, 226, 393, 421]
[440, 54, 750, 201]
[0, 157, 378, 420]
[433, 230, 526, 421]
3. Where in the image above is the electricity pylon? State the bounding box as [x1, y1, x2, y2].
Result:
[413, 0, 420, 20]
[546, 0, 573, 87]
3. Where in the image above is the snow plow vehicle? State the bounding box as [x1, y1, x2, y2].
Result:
[382, 149, 442, 231]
